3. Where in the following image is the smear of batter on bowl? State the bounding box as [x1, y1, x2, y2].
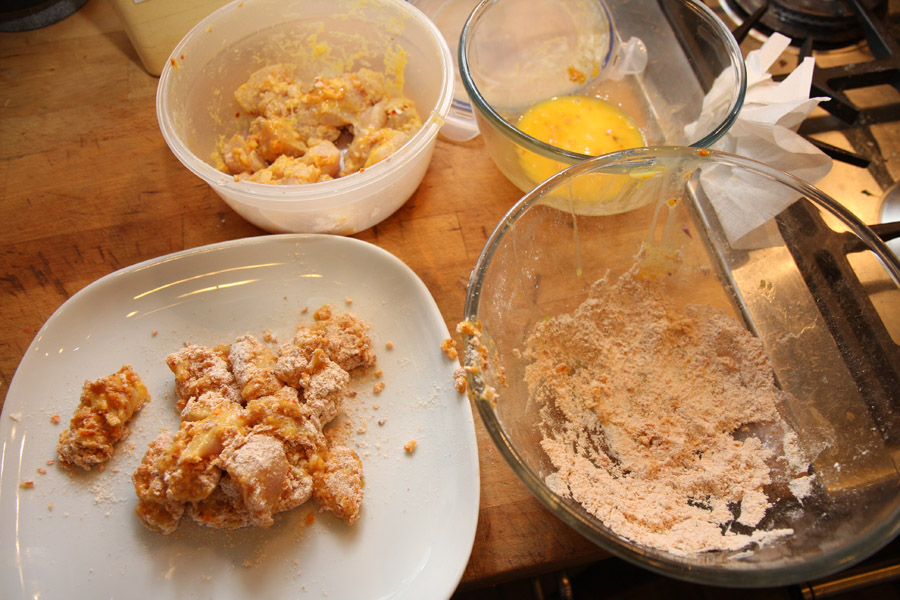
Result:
[524, 248, 814, 556]
[219, 65, 422, 184]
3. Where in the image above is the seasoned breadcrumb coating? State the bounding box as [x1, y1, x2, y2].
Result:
[57, 365, 150, 470]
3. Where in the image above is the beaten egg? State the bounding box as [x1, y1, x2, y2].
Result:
[516, 95, 645, 185]
[515, 95, 654, 216]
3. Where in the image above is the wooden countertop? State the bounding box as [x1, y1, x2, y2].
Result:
[0, 0, 607, 591]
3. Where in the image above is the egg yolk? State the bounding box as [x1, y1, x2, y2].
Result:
[516, 95, 645, 184]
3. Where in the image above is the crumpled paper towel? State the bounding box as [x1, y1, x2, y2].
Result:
[684, 33, 833, 249]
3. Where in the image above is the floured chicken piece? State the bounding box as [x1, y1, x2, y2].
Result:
[166, 344, 241, 412]
[220, 64, 423, 184]
[311, 444, 365, 525]
[57, 365, 150, 470]
[230, 334, 282, 401]
[133, 306, 377, 534]
[275, 305, 376, 422]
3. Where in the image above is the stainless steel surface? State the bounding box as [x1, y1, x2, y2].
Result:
[708, 0, 900, 232]
[882, 182, 900, 256]
[704, 0, 900, 591]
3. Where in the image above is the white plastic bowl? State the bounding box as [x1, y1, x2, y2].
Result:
[157, 0, 454, 234]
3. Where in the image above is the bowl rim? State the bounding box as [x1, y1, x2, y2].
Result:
[458, 0, 748, 163]
[155, 0, 454, 208]
[461, 145, 900, 587]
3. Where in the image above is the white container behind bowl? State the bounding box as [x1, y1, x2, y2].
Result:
[108, 0, 229, 76]
[156, 0, 454, 235]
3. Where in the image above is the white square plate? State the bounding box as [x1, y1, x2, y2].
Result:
[0, 234, 479, 599]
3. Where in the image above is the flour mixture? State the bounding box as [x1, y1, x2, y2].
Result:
[525, 251, 814, 555]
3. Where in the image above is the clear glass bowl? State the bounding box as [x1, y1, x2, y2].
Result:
[459, 0, 747, 193]
[461, 146, 900, 587]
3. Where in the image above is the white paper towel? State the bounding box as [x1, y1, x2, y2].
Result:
[684, 33, 833, 249]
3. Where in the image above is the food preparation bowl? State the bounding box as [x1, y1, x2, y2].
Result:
[461, 146, 900, 586]
[156, 0, 453, 234]
[459, 0, 747, 193]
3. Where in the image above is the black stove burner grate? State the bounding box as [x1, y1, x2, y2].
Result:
[808, 0, 900, 124]
[724, 0, 889, 49]
[726, 0, 900, 127]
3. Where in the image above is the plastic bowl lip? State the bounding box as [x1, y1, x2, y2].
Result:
[458, 0, 748, 163]
[155, 0, 454, 208]
[461, 145, 900, 587]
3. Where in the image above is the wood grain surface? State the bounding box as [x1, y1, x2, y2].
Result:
[0, 0, 607, 589]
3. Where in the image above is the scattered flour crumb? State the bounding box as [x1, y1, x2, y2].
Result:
[440, 338, 458, 360]
[453, 367, 467, 393]
[789, 475, 815, 500]
[90, 481, 122, 505]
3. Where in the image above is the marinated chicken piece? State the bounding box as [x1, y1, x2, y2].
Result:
[237, 154, 330, 185]
[57, 365, 150, 470]
[383, 97, 423, 133]
[364, 129, 412, 168]
[340, 95, 420, 174]
[329, 69, 392, 118]
[234, 137, 342, 184]
[219, 65, 422, 184]
[221, 134, 267, 175]
[234, 63, 301, 117]
[166, 344, 241, 410]
[250, 116, 309, 162]
[341, 128, 411, 175]
[355, 99, 389, 131]
[305, 140, 341, 178]
[311, 444, 364, 524]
